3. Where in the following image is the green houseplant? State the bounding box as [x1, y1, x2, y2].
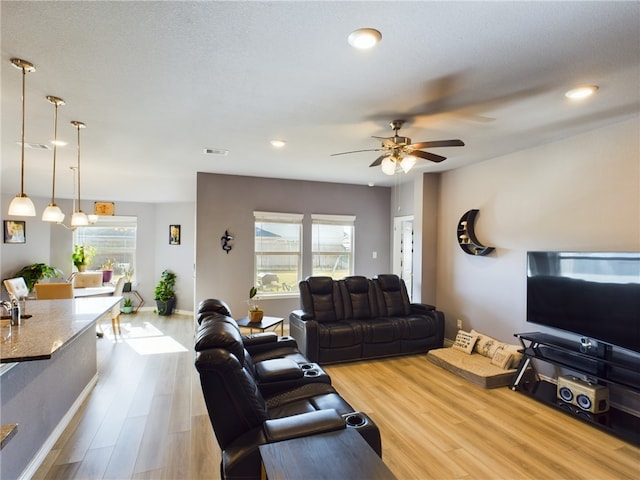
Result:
[10, 263, 63, 293]
[248, 286, 263, 322]
[71, 244, 96, 271]
[154, 269, 177, 315]
[121, 297, 134, 314]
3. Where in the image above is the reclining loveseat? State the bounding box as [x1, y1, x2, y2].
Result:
[289, 274, 445, 364]
[195, 299, 382, 479]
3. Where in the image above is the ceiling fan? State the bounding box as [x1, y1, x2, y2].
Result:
[331, 120, 464, 175]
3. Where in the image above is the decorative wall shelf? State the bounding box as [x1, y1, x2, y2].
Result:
[457, 209, 494, 256]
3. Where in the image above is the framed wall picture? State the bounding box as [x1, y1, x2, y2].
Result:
[4, 220, 26, 244]
[170, 225, 181, 245]
[94, 201, 115, 216]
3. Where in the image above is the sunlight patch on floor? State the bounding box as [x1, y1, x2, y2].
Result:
[125, 335, 188, 355]
[102, 320, 188, 354]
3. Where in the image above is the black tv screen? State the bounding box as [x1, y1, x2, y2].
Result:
[527, 252, 640, 354]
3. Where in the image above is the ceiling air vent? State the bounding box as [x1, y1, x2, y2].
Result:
[17, 141, 51, 150]
[203, 148, 229, 156]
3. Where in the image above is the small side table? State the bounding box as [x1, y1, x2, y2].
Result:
[259, 428, 395, 480]
[236, 316, 284, 336]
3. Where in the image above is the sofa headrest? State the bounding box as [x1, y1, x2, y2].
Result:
[195, 314, 245, 362]
[305, 276, 335, 294]
[376, 274, 401, 291]
[196, 298, 233, 324]
[343, 276, 370, 293]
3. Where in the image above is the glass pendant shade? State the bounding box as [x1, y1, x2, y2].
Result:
[8, 195, 36, 216]
[400, 155, 416, 173]
[381, 156, 396, 176]
[9, 58, 36, 217]
[71, 211, 89, 227]
[87, 214, 99, 224]
[42, 204, 65, 223]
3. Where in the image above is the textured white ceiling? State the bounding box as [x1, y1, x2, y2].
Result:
[1, 1, 639, 203]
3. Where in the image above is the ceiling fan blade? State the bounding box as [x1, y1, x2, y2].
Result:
[411, 150, 447, 163]
[330, 148, 383, 157]
[409, 139, 465, 149]
[369, 154, 389, 167]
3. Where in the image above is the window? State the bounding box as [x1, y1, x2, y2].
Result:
[254, 212, 303, 295]
[312, 214, 355, 279]
[73, 215, 137, 281]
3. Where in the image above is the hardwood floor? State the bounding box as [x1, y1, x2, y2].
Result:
[34, 313, 639, 479]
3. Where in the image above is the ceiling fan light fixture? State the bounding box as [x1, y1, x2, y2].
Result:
[565, 85, 598, 100]
[400, 155, 416, 173]
[348, 28, 382, 49]
[381, 156, 396, 175]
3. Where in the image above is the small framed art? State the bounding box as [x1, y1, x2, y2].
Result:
[94, 201, 115, 216]
[170, 225, 181, 245]
[4, 220, 26, 244]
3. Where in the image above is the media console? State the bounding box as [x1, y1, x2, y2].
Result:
[511, 332, 640, 446]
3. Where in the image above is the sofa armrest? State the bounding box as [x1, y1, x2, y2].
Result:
[410, 302, 436, 313]
[263, 409, 345, 443]
[255, 358, 303, 382]
[245, 335, 299, 357]
[289, 309, 314, 321]
[242, 331, 278, 346]
[289, 313, 320, 362]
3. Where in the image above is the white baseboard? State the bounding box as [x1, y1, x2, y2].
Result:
[19, 374, 99, 480]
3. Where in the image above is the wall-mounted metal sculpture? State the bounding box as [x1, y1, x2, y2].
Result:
[457, 209, 494, 256]
[220, 230, 233, 254]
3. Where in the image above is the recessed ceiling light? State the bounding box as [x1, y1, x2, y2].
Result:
[565, 85, 599, 100]
[270, 139, 286, 148]
[348, 28, 382, 50]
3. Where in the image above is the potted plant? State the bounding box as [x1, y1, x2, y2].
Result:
[72, 244, 96, 272]
[122, 266, 134, 292]
[100, 258, 115, 283]
[10, 263, 63, 293]
[248, 286, 263, 322]
[121, 297, 134, 314]
[154, 269, 177, 316]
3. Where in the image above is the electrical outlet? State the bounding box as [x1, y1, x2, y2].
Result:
[457, 319, 463, 329]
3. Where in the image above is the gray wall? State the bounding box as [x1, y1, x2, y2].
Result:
[195, 174, 391, 319]
[435, 117, 639, 343]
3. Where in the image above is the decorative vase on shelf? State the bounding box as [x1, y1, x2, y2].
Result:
[248, 310, 264, 323]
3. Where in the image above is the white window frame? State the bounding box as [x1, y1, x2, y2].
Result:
[72, 215, 137, 282]
[254, 211, 303, 297]
[311, 214, 355, 279]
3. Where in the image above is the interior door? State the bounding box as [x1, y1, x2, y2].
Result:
[393, 216, 414, 300]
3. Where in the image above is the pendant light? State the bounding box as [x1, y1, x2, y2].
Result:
[42, 96, 66, 223]
[8, 58, 36, 217]
[70, 121, 89, 227]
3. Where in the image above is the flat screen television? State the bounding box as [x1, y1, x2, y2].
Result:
[527, 251, 640, 354]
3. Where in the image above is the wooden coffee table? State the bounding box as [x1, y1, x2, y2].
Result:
[259, 428, 395, 479]
[236, 315, 284, 336]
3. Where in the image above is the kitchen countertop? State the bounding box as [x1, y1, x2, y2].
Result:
[0, 297, 119, 363]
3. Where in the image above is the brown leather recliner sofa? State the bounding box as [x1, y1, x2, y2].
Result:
[194, 299, 382, 480]
[289, 274, 445, 364]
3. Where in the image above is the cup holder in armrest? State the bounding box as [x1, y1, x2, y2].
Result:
[304, 369, 320, 377]
[344, 413, 366, 427]
[300, 363, 314, 370]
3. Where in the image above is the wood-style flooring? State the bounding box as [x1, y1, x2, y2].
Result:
[33, 312, 639, 479]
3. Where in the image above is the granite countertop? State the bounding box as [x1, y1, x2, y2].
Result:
[0, 297, 119, 363]
[0, 424, 18, 450]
